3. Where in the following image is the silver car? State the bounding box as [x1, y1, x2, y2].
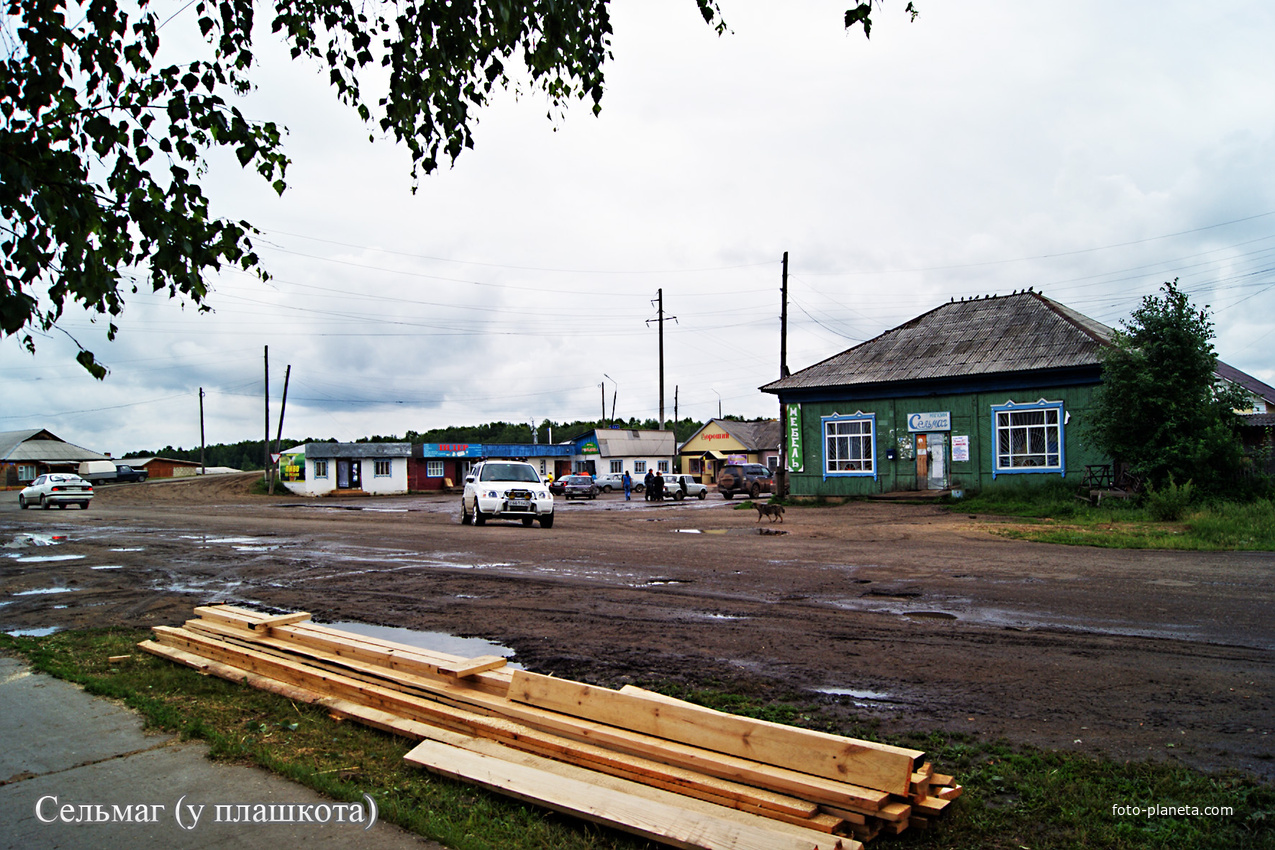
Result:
[661, 474, 708, 501]
[19, 474, 94, 510]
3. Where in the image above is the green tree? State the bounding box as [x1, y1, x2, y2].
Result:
[1086, 280, 1250, 496]
[1, 0, 727, 376]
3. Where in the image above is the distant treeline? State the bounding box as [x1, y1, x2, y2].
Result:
[124, 417, 719, 468]
[121, 438, 336, 471]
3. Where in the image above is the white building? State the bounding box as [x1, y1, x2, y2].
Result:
[290, 442, 411, 496]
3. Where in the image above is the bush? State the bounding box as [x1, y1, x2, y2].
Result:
[1145, 477, 1194, 521]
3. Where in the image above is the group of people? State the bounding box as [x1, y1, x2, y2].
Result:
[607, 469, 676, 502]
[641, 469, 668, 501]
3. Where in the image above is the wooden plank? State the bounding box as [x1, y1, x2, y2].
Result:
[404, 737, 859, 850]
[153, 626, 833, 820]
[912, 796, 951, 816]
[185, 616, 513, 697]
[402, 725, 857, 847]
[436, 655, 507, 678]
[935, 784, 963, 801]
[151, 626, 891, 813]
[510, 670, 921, 796]
[251, 612, 312, 631]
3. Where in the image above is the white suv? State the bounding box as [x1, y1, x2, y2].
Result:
[461, 461, 555, 528]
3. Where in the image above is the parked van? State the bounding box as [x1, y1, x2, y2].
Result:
[77, 461, 118, 483]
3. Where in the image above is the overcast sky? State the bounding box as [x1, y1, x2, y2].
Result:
[5, 0, 1275, 455]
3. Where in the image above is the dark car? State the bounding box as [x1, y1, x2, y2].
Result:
[716, 463, 774, 500]
[560, 474, 599, 500]
[114, 464, 149, 483]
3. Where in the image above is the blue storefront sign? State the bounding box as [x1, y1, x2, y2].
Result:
[420, 443, 484, 458]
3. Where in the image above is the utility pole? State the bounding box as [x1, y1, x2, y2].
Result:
[778, 252, 790, 497]
[270, 364, 291, 495]
[646, 289, 676, 430]
[199, 388, 206, 476]
[263, 345, 270, 490]
[672, 385, 679, 472]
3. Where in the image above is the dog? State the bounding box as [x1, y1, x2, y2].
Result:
[755, 503, 785, 523]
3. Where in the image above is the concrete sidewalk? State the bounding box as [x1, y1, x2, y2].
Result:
[0, 655, 443, 850]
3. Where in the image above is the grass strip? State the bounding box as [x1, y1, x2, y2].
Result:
[2, 628, 1272, 850]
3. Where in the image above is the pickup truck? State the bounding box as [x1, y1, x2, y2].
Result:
[76, 461, 149, 484]
[113, 464, 149, 483]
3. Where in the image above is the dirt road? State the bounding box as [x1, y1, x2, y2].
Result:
[3, 474, 1272, 781]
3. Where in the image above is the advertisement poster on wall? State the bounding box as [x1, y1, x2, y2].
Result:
[786, 404, 804, 472]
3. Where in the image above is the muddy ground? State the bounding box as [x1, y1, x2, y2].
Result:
[2, 474, 1272, 782]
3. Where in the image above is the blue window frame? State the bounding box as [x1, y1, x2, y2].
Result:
[822, 412, 876, 479]
[992, 400, 1064, 477]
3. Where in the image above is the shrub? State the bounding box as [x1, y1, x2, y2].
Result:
[1145, 477, 1194, 521]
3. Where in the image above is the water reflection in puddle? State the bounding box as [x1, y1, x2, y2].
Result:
[14, 554, 86, 564]
[4, 626, 61, 637]
[13, 586, 77, 595]
[815, 687, 904, 709]
[325, 621, 521, 668]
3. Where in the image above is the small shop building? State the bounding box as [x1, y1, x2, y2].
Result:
[761, 291, 1113, 496]
[289, 442, 411, 496]
[678, 419, 780, 484]
[570, 429, 677, 480]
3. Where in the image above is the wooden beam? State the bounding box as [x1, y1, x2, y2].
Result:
[436, 655, 507, 678]
[149, 626, 890, 813]
[251, 612, 312, 631]
[510, 670, 921, 796]
[404, 737, 860, 850]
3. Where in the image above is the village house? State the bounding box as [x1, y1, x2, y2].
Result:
[678, 419, 780, 484]
[0, 429, 109, 488]
[762, 290, 1272, 497]
[285, 442, 411, 496]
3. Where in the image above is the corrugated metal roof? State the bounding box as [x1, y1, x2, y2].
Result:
[303, 442, 411, 459]
[763, 291, 1112, 393]
[0, 429, 109, 463]
[1216, 362, 1275, 405]
[595, 430, 675, 457]
[713, 419, 781, 451]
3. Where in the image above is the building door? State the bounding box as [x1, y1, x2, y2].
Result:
[336, 460, 362, 489]
[926, 432, 948, 490]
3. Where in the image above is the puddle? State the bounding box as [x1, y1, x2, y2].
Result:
[109, 547, 145, 552]
[13, 587, 77, 596]
[646, 579, 691, 586]
[324, 621, 522, 668]
[674, 529, 702, 534]
[680, 611, 746, 621]
[904, 611, 958, 621]
[180, 535, 270, 546]
[90, 565, 123, 570]
[4, 626, 61, 637]
[14, 554, 86, 564]
[814, 687, 905, 709]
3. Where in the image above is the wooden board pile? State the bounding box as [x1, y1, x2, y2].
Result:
[141, 605, 961, 850]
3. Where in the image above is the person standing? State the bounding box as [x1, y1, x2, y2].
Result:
[622, 470, 632, 501]
[653, 469, 665, 502]
[643, 469, 654, 501]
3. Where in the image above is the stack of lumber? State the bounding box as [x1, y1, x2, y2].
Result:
[141, 605, 961, 850]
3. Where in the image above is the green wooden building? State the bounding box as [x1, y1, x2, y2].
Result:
[761, 291, 1113, 496]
